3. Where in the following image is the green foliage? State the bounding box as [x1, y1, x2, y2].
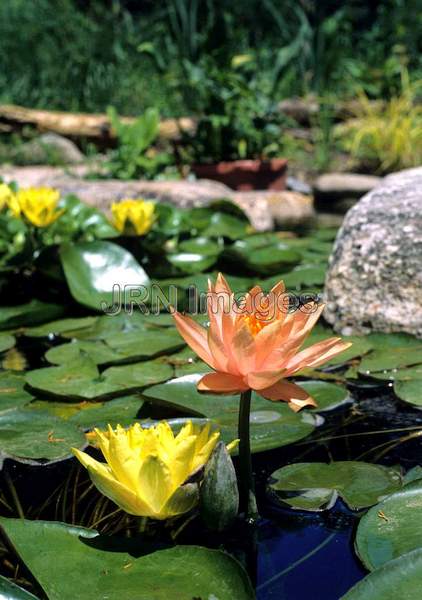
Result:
[336, 71, 422, 172]
[0, 0, 420, 116]
[104, 107, 174, 179]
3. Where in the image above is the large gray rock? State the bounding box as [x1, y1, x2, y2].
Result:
[324, 167, 422, 337]
[15, 133, 84, 165]
[0, 165, 315, 232]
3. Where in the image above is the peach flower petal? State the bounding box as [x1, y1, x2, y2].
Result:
[172, 312, 216, 368]
[259, 380, 316, 412]
[198, 372, 248, 394]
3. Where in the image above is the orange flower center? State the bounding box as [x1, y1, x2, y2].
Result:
[243, 312, 272, 336]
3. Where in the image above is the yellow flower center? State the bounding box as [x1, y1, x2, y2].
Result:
[243, 312, 272, 336]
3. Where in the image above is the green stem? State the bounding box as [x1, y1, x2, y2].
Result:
[238, 390, 258, 520]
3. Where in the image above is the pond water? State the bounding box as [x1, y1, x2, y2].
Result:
[252, 387, 422, 598]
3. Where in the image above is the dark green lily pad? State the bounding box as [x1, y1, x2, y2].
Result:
[0, 300, 64, 330]
[0, 575, 39, 599]
[403, 466, 422, 486]
[23, 317, 98, 338]
[26, 357, 172, 401]
[355, 480, 422, 571]
[368, 365, 422, 382]
[394, 379, 422, 408]
[142, 374, 319, 453]
[202, 212, 250, 240]
[0, 373, 33, 412]
[45, 329, 184, 367]
[28, 395, 143, 429]
[61, 313, 148, 340]
[167, 252, 217, 275]
[0, 409, 86, 463]
[178, 236, 222, 256]
[358, 334, 422, 375]
[60, 241, 150, 311]
[341, 549, 422, 600]
[300, 381, 351, 412]
[0, 519, 254, 600]
[268, 461, 401, 511]
[0, 334, 15, 353]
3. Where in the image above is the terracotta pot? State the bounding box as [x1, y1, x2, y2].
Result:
[192, 158, 288, 191]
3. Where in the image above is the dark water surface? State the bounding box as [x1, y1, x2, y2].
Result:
[253, 386, 422, 599]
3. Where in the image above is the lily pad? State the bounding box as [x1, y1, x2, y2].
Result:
[26, 357, 172, 401]
[0, 409, 86, 462]
[0, 373, 33, 412]
[341, 549, 422, 600]
[358, 335, 422, 375]
[0, 575, 40, 599]
[0, 334, 15, 353]
[299, 381, 351, 412]
[23, 317, 98, 338]
[28, 395, 143, 429]
[0, 519, 254, 600]
[355, 480, 422, 571]
[268, 461, 401, 511]
[142, 374, 318, 453]
[61, 313, 148, 341]
[394, 379, 422, 408]
[60, 241, 150, 311]
[178, 236, 222, 256]
[45, 329, 184, 367]
[167, 252, 217, 275]
[0, 300, 64, 330]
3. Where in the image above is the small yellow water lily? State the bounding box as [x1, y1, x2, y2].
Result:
[15, 187, 63, 227]
[111, 198, 155, 236]
[0, 183, 19, 214]
[73, 421, 232, 520]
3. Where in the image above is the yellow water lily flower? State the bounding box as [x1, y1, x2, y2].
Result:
[0, 183, 19, 214]
[111, 198, 155, 236]
[73, 421, 231, 520]
[16, 187, 63, 227]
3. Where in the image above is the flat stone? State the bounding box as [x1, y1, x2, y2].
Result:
[324, 167, 422, 337]
[314, 172, 382, 198]
[231, 191, 314, 230]
[0, 165, 315, 232]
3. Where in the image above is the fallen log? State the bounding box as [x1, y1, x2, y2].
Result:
[0, 104, 196, 144]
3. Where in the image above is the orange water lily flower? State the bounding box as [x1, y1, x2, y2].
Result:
[173, 274, 351, 412]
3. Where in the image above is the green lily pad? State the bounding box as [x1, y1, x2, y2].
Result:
[167, 252, 217, 275]
[0, 409, 86, 463]
[358, 334, 422, 375]
[60, 241, 150, 311]
[368, 365, 422, 382]
[0, 334, 15, 353]
[299, 381, 350, 412]
[61, 313, 148, 340]
[282, 265, 327, 289]
[45, 329, 184, 367]
[394, 379, 422, 408]
[23, 317, 98, 338]
[403, 466, 422, 486]
[0, 519, 254, 600]
[0, 575, 39, 600]
[26, 357, 173, 401]
[355, 480, 422, 571]
[303, 325, 373, 366]
[178, 236, 222, 256]
[268, 461, 401, 511]
[142, 374, 319, 453]
[0, 373, 33, 412]
[0, 300, 64, 330]
[202, 211, 249, 240]
[341, 549, 422, 600]
[28, 395, 143, 429]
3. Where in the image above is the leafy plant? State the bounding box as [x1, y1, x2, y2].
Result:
[335, 71, 422, 172]
[104, 107, 174, 180]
